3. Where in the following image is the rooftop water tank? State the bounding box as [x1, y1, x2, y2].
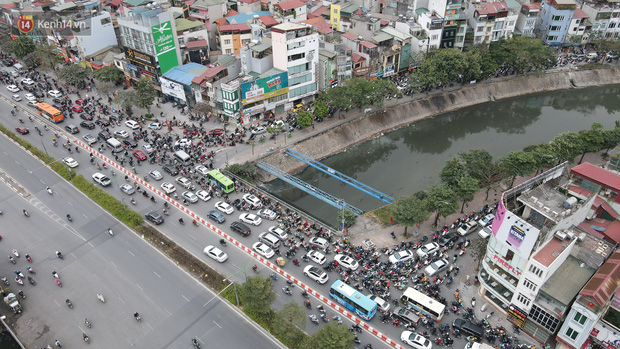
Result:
[563, 197, 578, 208]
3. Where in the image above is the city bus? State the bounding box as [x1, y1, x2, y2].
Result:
[35, 102, 64, 123]
[329, 280, 377, 321]
[400, 287, 445, 321]
[207, 170, 235, 194]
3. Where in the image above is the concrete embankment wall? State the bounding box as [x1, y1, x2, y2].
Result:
[258, 68, 620, 179]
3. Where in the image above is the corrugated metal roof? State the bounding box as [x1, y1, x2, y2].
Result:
[164, 63, 208, 85]
[274, 0, 305, 11]
[572, 163, 620, 193]
[581, 250, 620, 306]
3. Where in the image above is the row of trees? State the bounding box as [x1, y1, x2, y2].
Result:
[389, 122, 620, 234]
[319, 78, 399, 113]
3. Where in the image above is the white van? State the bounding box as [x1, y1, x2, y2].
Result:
[13, 63, 24, 74]
[465, 342, 495, 349]
[174, 150, 191, 165]
[106, 138, 123, 153]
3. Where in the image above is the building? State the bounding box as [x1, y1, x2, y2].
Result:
[218, 23, 252, 56]
[464, 1, 518, 45]
[271, 22, 319, 107]
[238, 68, 289, 120]
[189, 0, 227, 49]
[535, 0, 577, 45]
[427, 0, 467, 48]
[416, 8, 447, 50]
[175, 17, 210, 65]
[318, 49, 337, 91]
[160, 62, 208, 106]
[191, 55, 241, 115]
[515, 3, 540, 38]
[273, 0, 307, 23]
[566, 9, 589, 45]
[241, 40, 274, 75]
[580, 2, 620, 41]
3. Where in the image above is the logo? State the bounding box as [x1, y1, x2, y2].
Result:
[18, 15, 34, 34]
[154, 21, 170, 35]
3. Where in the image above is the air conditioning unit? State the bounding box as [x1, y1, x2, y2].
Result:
[566, 230, 576, 240]
[555, 231, 568, 241]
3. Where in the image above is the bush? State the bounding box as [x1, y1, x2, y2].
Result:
[226, 162, 256, 182]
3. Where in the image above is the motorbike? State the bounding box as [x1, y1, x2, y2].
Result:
[179, 218, 185, 225]
[163, 208, 169, 216]
[28, 276, 36, 285]
[25, 254, 31, 262]
[1, 277, 8, 285]
[27, 266, 34, 273]
[46, 186, 53, 195]
[66, 299, 73, 308]
[12, 249, 19, 258]
[351, 324, 363, 333]
[85, 318, 91, 328]
[282, 286, 292, 296]
[97, 293, 106, 303]
[66, 214, 73, 222]
[472, 297, 476, 307]
[18, 290, 25, 299]
[192, 338, 201, 348]
[55, 277, 62, 287]
[83, 333, 90, 343]
[8, 256, 15, 264]
[134, 312, 141, 321]
[107, 228, 114, 237]
[56, 251, 63, 259]
[304, 300, 311, 308]
[301, 289, 309, 298]
[220, 239, 227, 247]
[130, 198, 136, 205]
[309, 314, 319, 324]
[192, 220, 198, 226]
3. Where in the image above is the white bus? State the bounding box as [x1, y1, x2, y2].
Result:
[400, 287, 445, 321]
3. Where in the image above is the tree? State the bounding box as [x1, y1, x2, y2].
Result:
[57, 64, 90, 86]
[238, 275, 276, 315]
[132, 77, 156, 113]
[320, 86, 351, 115]
[115, 90, 136, 115]
[192, 101, 211, 118]
[273, 301, 306, 345]
[297, 110, 313, 128]
[312, 322, 355, 349]
[227, 162, 255, 181]
[0, 28, 11, 52]
[470, 237, 489, 268]
[602, 128, 620, 153]
[578, 123, 605, 163]
[524, 143, 557, 174]
[337, 208, 357, 229]
[392, 195, 431, 235]
[94, 66, 125, 83]
[34, 42, 63, 71]
[440, 157, 467, 188]
[314, 99, 328, 120]
[425, 183, 459, 227]
[500, 151, 537, 187]
[22, 52, 40, 69]
[458, 149, 501, 190]
[549, 132, 585, 163]
[10, 36, 36, 58]
[97, 81, 117, 100]
[414, 48, 466, 88]
[455, 176, 480, 213]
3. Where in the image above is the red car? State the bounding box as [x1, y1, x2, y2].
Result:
[184, 127, 198, 136]
[15, 126, 29, 134]
[132, 150, 147, 161]
[72, 105, 84, 113]
[209, 128, 224, 136]
[75, 98, 86, 106]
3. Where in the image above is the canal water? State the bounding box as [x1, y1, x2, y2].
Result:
[262, 85, 620, 226]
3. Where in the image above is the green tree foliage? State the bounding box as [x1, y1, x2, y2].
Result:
[488, 37, 556, 74]
[312, 322, 355, 349]
[602, 128, 620, 153]
[319, 86, 350, 113]
[578, 123, 605, 163]
[57, 64, 90, 86]
[22, 52, 39, 69]
[415, 48, 466, 88]
[132, 77, 156, 112]
[192, 101, 211, 118]
[590, 38, 620, 56]
[239, 276, 276, 315]
[549, 132, 585, 163]
[226, 162, 255, 181]
[273, 301, 306, 345]
[458, 149, 501, 189]
[34, 42, 63, 71]
[337, 208, 357, 228]
[297, 110, 313, 128]
[94, 66, 125, 83]
[455, 176, 480, 213]
[500, 151, 537, 187]
[425, 183, 459, 227]
[392, 195, 431, 234]
[115, 90, 136, 115]
[10, 35, 36, 58]
[0, 28, 12, 52]
[471, 237, 489, 267]
[440, 157, 468, 188]
[314, 99, 329, 120]
[97, 81, 117, 99]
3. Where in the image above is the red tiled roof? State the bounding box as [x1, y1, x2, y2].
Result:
[302, 17, 332, 33]
[592, 196, 619, 219]
[572, 162, 620, 193]
[219, 23, 251, 33]
[260, 15, 279, 27]
[532, 237, 567, 267]
[578, 218, 620, 244]
[353, 8, 363, 15]
[186, 40, 208, 49]
[574, 8, 589, 18]
[580, 250, 620, 306]
[33, 0, 56, 6]
[204, 65, 226, 78]
[215, 17, 228, 26]
[225, 9, 239, 17]
[238, 0, 260, 4]
[360, 40, 377, 49]
[106, 0, 122, 6]
[2, 3, 15, 10]
[342, 32, 357, 40]
[318, 26, 333, 34]
[309, 5, 328, 18]
[274, 0, 305, 11]
[567, 184, 593, 200]
[523, 3, 540, 10]
[352, 53, 365, 63]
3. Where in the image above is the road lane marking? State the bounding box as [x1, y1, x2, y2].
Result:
[136, 284, 143, 291]
[163, 307, 172, 316]
[82, 213, 88, 219]
[146, 323, 153, 330]
[67, 202, 73, 207]
[188, 234, 197, 240]
[213, 321, 222, 329]
[128, 250, 135, 256]
[182, 295, 190, 302]
[110, 261, 118, 269]
[153, 271, 161, 278]
[231, 263, 240, 269]
[119, 296, 125, 304]
[88, 242, 94, 247]
[14, 160, 19, 165]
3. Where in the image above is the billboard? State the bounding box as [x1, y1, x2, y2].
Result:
[492, 199, 506, 236]
[494, 213, 539, 258]
[159, 77, 186, 102]
[240, 72, 288, 105]
[151, 21, 179, 75]
[123, 47, 156, 69]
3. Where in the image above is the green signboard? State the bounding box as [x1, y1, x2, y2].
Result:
[151, 21, 178, 74]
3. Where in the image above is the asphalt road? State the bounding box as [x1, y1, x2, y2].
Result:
[0, 112, 282, 348]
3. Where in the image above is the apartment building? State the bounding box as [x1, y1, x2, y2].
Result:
[515, 3, 540, 37]
[189, 0, 227, 49]
[273, 0, 307, 23]
[428, 0, 467, 48]
[464, 1, 518, 45]
[218, 23, 252, 56]
[580, 1, 619, 41]
[536, 0, 577, 45]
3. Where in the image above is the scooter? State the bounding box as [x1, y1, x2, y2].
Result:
[85, 318, 91, 328]
[309, 314, 319, 324]
[282, 286, 292, 296]
[46, 186, 53, 195]
[12, 249, 19, 258]
[28, 276, 36, 285]
[55, 277, 62, 287]
[97, 293, 106, 303]
[107, 228, 114, 237]
[1, 277, 8, 286]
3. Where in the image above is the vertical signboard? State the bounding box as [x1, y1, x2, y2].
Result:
[151, 21, 178, 75]
[494, 214, 539, 258]
[492, 199, 506, 237]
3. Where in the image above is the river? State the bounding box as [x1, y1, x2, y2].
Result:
[261, 84, 620, 226]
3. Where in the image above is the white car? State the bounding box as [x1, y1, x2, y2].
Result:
[215, 201, 234, 214]
[258, 208, 277, 220]
[149, 170, 163, 181]
[26, 101, 38, 108]
[334, 254, 359, 270]
[21, 78, 34, 85]
[62, 157, 78, 168]
[142, 144, 153, 154]
[240, 213, 262, 226]
[182, 191, 198, 203]
[114, 130, 129, 139]
[401, 332, 432, 349]
[47, 90, 62, 98]
[11, 94, 21, 102]
[83, 134, 97, 145]
[6, 85, 19, 92]
[92, 173, 111, 187]
[303, 265, 329, 284]
[204, 245, 228, 262]
[196, 190, 211, 202]
[252, 126, 267, 135]
[389, 250, 415, 264]
[306, 250, 326, 265]
[368, 294, 391, 312]
[175, 176, 192, 189]
[416, 242, 440, 258]
[161, 182, 176, 194]
[268, 226, 288, 240]
[195, 165, 210, 176]
[253, 242, 274, 258]
[424, 259, 449, 276]
[24, 93, 36, 102]
[175, 138, 192, 147]
[119, 183, 135, 195]
[457, 221, 478, 236]
[125, 120, 140, 129]
[242, 194, 262, 209]
[478, 214, 494, 227]
[149, 122, 161, 130]
[478, 226, 492, 239]
[309, 237, 329, 250]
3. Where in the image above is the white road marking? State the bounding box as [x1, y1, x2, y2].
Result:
[188, 234, 197, 240]
[82, 213, 88, 219]
[163, 307, 172, 316]
[67, 202, 74, 207]
[14, 160, 19, 165]
[153, 271, 161, 278]
[182, 295, 190, 302]
[231, 263, 240, 269]
[110, 261, 118, 269]
[128, 250, 135, 257]
[88, 242, 94, 247]
[118, 297, 125, 304]
[136, 284, 143, 291]
[146, 323, 153, 330]
[213, 321, 222, 329]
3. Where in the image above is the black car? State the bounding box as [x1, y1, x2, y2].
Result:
[64, 124, 79, 134]
[122, 139, 138, 148]
[230, 221, 251, 236]
[98, 131, 112, 141]
[23, 85, 35, 92]
[52, 97, 64, 104]
[145, 211, 164, 225]
[32, 90, 44, 98]
[393, 307, 420, 326]
[207, 210, 226, 224]
[95, 119, 110, 127]
[80, 121, 95, 130]
[132, 130, 142, 140]
[163, 165, 179, 176]
[439, 232, 460, 248]
[80, 113, 93, 121]
[37, 82, 48, 90]
[453, 319, 484, 338]
[3, 60, 13, 67]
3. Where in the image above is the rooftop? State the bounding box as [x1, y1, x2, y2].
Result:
[352, 53, 365, 63]
[540, 256, 596, 308]
[272, 22, 309, 31]
[164, 63, 209, 86]
[578, 218, 620, 244]
[175, 18, 205, 32]
[309, 5, 328, 18]
[259, 15, 279, 27]
[372, 32, 392, 43]
[274, 0, 305, 11]
[533, 236, 571, 267]
[360, 41, 377, 49]
[571, 162, 620, 193]
[581, 250, 620, 306]
[342, 32, 358, 41]
[573, 8, 589, 18]
[381, 26, 412, 41]
[250, 41, 273, 52]
[226, 11, 271, 24]
[570, 231, 615, 269]
[186, 40, 208, 49]
[517, 184, 577, 225]
[218, 23, 251, 33]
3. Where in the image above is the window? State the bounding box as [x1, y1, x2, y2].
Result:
[288, 53, 305, 62]
[549, 25, 561, 31]
[517, 293, 531, 306]
[574, 312, 587, 325]
[289, 73, 312, 86]
[547, 35, 558, 41]
[505, 250, 514, 262]
[529, 305, 560, 332]
[333, 8, 338, 14]
[288, 63, 310, 75]
[523, 278, 537, 291]
[528, 265, 543, 278]
[225, 49, 232, 54]
[224, 39, 231, 45]
[431, 35, 439, 40]
[566, 327, 579, 340]
[552, 15, 565, 21]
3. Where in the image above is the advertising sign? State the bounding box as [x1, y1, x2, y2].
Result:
[17, 15, 34, 34]
[492, 199, 506, 236]
[494, 213, 539, 258]
[123, 47, 155, 68]
[151, 21, 179, 75]
[508, 304, 527, 327]
[240, 72, 288, 105]
[160, 77, 186, 102]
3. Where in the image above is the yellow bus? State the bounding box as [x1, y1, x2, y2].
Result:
[35, 102, 64, 123]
